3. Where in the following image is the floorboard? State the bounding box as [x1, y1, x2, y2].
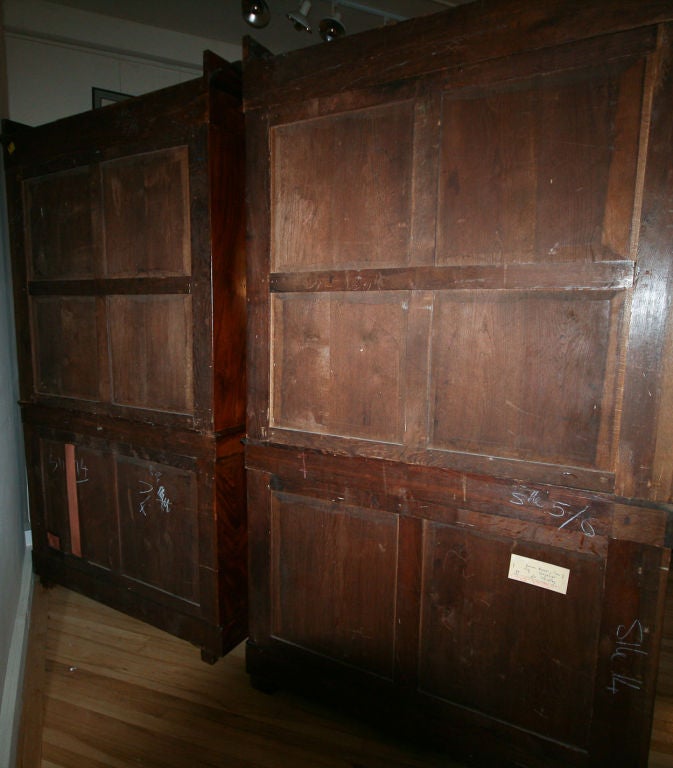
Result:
[18, 584, 460, 768]
[17, 576, 673, 767]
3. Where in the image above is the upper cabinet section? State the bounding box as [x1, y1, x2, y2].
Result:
[245, 6, 673, 501]
[4, 56, 246, 432]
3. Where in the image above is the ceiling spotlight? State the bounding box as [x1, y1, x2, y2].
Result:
[319, 9, 345, 41]
[287, 0, 312, 32]
[241, 0, 270, 28]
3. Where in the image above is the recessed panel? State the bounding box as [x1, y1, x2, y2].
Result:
[24, 168, 96, 279]
[272, 292, 407, 442]
[101, 148, 191, 276]
[116, 457, 199, 603]
[271, 102, 414, 271]
[271, 492, 397, 678]
[430, 291, 622, 468]
[108, 295, 193, 413]
[419, 523, 604, 746]
[437, 62, 642, 263]
[32, 296, 99, 400]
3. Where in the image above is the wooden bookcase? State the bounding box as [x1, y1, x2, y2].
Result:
[243, 3, 673, 764]
[3, 52, 247, 662]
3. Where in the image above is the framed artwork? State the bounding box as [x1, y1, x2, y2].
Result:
[92, 87, 131, 109]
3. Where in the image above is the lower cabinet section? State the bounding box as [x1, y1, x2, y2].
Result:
[246, 444, 670, 767]
[25, 411, 247, 661]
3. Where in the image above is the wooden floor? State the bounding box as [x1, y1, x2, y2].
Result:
[16, 583, 461, 768]
[15, 578, 673, 768]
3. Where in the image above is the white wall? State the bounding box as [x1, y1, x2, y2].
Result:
[0, 0, 30, 761]
[0, 2, 243, 763]
[3, 0, 242, 125]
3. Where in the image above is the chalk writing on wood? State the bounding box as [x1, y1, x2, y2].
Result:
[137, 467, 173, 516]
[49, 451, 90, 484]
[607, 619, 647, 695]
[509, 485, 596, 536]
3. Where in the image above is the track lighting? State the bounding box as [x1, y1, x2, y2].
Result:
[287, 0, 312, 32]
[319, 6, 346, 40]
[241, 0, 270, 27]
[242, 1, 407, 42]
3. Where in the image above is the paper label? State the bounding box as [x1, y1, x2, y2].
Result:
[508, 553, 570, 595]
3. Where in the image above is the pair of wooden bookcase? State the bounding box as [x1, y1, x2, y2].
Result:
[6, 3, 673, 765]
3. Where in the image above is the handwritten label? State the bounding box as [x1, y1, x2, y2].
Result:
[607, 619, 648, 695]
[508, 553, 570, 594]
[509, 486, 596, 537]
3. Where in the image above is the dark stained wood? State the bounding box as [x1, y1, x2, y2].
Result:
[2, 52, 247, 660]
[271, 101, 414, 271]
[269, 261, 635, 293]
[24, 167, 97, 279]
[271, 492, 398, 678]
[616, 23, 673, 503]
[419, 528, 603, 747]
[108, 294, 194, 413]
[244, 2, 673, 765]
[101, 147, 191, 276]
[591, 540, 671, 765]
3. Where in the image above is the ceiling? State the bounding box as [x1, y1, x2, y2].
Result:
[47, 0, 474, 55]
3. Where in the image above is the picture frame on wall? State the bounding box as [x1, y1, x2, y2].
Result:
[92, 87, 131, 109]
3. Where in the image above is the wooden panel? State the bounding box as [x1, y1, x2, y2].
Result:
[437, 61, 643, 264]
[437, 62, 643, 263]
[271, 102, 414, 271]
[3, 55, 247, 661]
[24, 167, 96, 280]
[39, 439, 70, 553]
[272, 292, 407, 442]
[108, 295, 193, 413]
[101, 148, 190, 277]
[617, 25, 673, 502]
[243, 3, 665, 109]
[32, 296, 99, 400]
[591, 540, 671, 766]
[419, 524, 604, 747]
[116, 457, 199, 604]
[244, 4, 673, 766]
[214, 451, 247, 628]
[271, 492, 398, 678]
[430, 290, 625, 469]
[74, 446, 117, 570]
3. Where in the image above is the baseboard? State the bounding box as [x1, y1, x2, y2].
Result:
[0, 545, 34, 768]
